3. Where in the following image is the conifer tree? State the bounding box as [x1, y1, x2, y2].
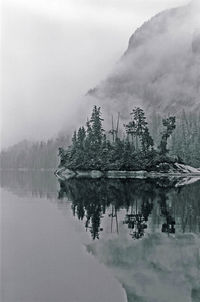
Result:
[58, 147, 66, 166]
[124, 120, 136, 145]
[72, 130, 77, 146]
[90, 105, 104, 151]
[141, 127, 154, 154]
[131, 107, 148, 150]
[77, 127, 86, 150]
[125, 107, 148, 150]
[159, 116, 176, 156]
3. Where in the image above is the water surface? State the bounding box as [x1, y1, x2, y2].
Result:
[1, 171, 200, 302]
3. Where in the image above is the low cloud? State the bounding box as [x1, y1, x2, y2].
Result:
[1, 0, 190, 148]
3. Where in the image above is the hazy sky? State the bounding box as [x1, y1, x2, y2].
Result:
[1, 0, 190, 149]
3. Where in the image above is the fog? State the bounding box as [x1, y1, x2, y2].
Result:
[1, 0, 189, 149]
[87, 0, 200, 121]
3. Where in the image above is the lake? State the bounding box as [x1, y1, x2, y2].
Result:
[1, 171, 200, 302]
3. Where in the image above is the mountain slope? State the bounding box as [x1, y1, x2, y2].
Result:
[87, 1, 200, 118]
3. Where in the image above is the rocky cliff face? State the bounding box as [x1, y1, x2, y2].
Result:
[87, 1, 200, 118]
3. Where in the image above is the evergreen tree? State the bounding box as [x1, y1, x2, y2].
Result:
[122, 138, 134, 170]
[131, 107, 148, 150]
[77, 127, 86, 150]
[124, 120, 136, 145]
[90, 105, 104, 151]
[100, 134, 110, 170]
[159, 116, 176, 156]
[72, 130, 77, 146]
[141, 127, 154, 154]
[125, 107, 148, 150]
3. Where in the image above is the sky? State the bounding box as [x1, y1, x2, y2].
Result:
[1, 0, 190, 149]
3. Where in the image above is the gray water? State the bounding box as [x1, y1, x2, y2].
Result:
[0, 171, 200, 302]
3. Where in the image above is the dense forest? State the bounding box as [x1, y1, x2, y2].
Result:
[0, 135, 70, 170]
[0, 108, 200, 170]
[58, 106, 180, 171]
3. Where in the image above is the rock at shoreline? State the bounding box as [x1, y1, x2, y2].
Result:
[106, 170, 147, 179]
[55, 163, 200, 182]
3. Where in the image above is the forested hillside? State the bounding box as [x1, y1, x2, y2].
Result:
[0, 135, 70, 170]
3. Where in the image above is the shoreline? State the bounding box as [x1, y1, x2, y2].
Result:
[55, 166, 200, 180]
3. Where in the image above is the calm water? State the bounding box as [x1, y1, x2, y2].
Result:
[0, 171, 200, 302]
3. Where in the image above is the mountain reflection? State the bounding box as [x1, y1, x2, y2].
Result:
[58, 178, 200, 240]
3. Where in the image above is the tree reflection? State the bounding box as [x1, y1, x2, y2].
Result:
[123, 197, 154, 239]
[158, 191, 176, 234]
[108, 205, 119, 234]
[57, 178, 200, 240]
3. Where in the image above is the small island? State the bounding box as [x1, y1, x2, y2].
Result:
[56, 106, 200, 179]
